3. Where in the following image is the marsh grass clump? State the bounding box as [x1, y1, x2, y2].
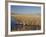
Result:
[11, 15, 41, 31]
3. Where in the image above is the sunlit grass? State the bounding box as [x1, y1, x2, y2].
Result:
[11, 15, 41, 25]
[11, 15, 41, 31]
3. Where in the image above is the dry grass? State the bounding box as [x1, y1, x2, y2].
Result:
[11, 15, 41, 31]
[12, 15, 41, 26]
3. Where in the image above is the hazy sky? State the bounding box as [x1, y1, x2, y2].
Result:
[11, 5, 41, 15]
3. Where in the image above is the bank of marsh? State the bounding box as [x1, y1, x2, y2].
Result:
[11, 15, 41, 31]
